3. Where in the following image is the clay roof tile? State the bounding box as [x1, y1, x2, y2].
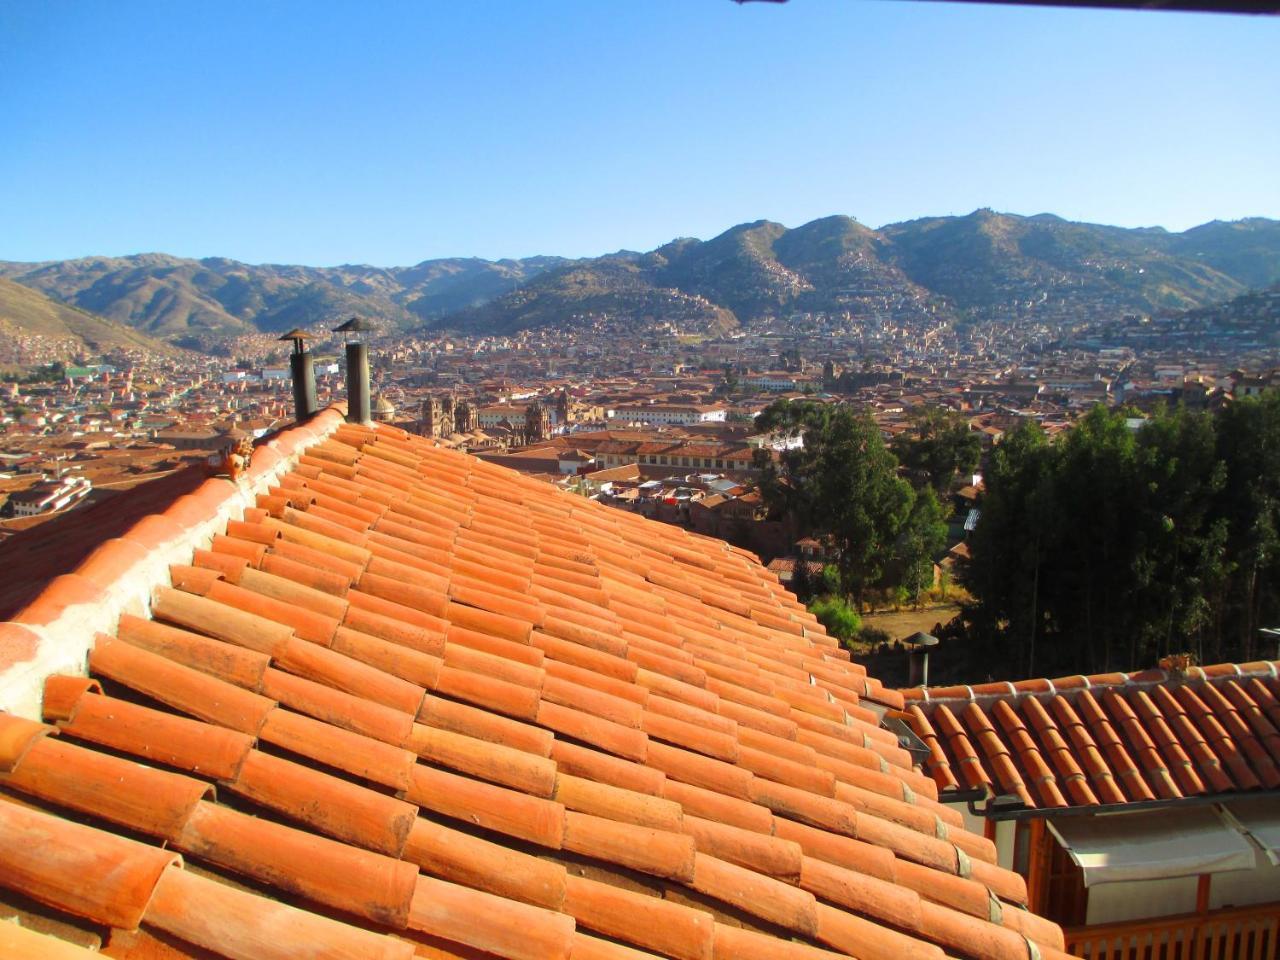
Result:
[814, 900, 944, 960]
[89, 633, 274, 735]
[258, 706, 417, 790]
[176, 800, 419, 928]
[562, 874, 713, 960]
[262, 665, 414, 744]
[227, 748, 418, 856]
[0, 922, 102, 959]
[0, 799, 179, 930]
[552, 739, 667, 797]
[407, 764, 566, 849]
[57, 691, 253, 781]
[147, 866, 416, 960]
[1, 734, 212, 842]
[563, 810, 697, 882]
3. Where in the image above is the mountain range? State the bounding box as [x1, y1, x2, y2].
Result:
[3, 211, 1279, 345]
[0, 255, 567, 340]
[0, 278, 179, 360]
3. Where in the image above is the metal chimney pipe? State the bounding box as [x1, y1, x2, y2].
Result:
[334, 317, 373, 425]
[346, 342, 371, 424]
[279, 329, 317, 421]
[290, 353, 318, 419]
[905, 631, 939, 688]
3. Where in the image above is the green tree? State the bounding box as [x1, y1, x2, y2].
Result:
[895, 485, 948, 605]
[1132, 407, 1228, 665]
[754, 399, 832, 530]
[1213, 393, 1280, 662]
[754, 397, 824, 438]
[814, 410, 914, 602]
[756, 400, 915, 604]
[961, 419, 1057, 675]
[1048, 405, 1146, 672]
[962, 401, 1275, 678]
[891, 406, 982, 494]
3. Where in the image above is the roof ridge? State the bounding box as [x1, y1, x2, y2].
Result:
[0, 407, 349, 718]
[901, 658, 1280, 706]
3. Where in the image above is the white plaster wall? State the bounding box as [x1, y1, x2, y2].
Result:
[957, 804, 986, 842]
[1208, 857, 1280, 910]
[994, 818, 1017, 873]
[1086, 876, 1199, 926]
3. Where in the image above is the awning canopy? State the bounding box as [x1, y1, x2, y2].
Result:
[1048, 806, 1258, 887]
[1224, 798, 1280, 866]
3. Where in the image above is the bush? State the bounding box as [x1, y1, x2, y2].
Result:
[808, 595, 862, 643]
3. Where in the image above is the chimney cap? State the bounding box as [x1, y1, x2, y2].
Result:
[278, 328, 313, 341]
[905, 631, 939, 648]
[334, 316, 374, 333]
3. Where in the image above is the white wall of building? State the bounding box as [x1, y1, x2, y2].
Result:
[1208, 857, 1280, 911]
[744, 376, 799, 391]
[1086, 876, 1199, 926]
[612, 406, 726, 425]
[951, 800, 1280, 930]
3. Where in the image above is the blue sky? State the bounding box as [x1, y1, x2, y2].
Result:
[2, 1, 1277, 266]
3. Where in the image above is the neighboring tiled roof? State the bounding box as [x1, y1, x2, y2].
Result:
[901, 663, 1280, 809]
[0, 464, 210, 619]
[586, 463, 643, 483]
[0, 408, 1069, 960]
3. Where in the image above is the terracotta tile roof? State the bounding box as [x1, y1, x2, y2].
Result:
[0, 407, 1067, 959]
[901, 662, 1280, 809]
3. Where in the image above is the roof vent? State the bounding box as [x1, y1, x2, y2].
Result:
[905, 631, 939, 688]
[278, 329, 316, 422]
[333, 317, 374, 425]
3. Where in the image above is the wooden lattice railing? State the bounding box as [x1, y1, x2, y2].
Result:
[1065, 901, 1280, 960]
